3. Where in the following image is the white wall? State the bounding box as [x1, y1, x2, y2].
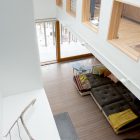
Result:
[33, 0, 56, 20]
[2, 89, 61, 140]
[0, 0, 42, 97]
[0, 91, 2, 140]
[56, 0, 140, 99]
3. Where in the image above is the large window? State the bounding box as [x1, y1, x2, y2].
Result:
[36, 21, 57, 64]
[60, 25, 91, 59]
[66, 0, 77, 16]
[82, 0, 101, 31]
[108, 1, 140, 61]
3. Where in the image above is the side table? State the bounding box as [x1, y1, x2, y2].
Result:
[72, 62, 92, 76]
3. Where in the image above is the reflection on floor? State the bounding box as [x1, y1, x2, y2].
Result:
[41, 58, 140, 140]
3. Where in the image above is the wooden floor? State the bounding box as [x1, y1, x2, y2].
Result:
[41, 58, 140, 140]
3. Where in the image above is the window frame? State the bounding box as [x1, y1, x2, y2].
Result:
[108, 0, 140, 61]
[56, 0, 63, 7]
[82, 0, 102, 32]
[66, 0, 77, 17]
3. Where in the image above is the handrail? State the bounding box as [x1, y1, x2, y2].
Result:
[35, 18, 57, 23]
[4, 99, 36, 140]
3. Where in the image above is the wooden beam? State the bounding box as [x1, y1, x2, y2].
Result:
[66, 0, 71, 13]
[108, 1, 123, 40]
[56, 0, 62, 6]
[59, 54, 93, 62]
[115, 0, 140, 8]
[82, 0, 90, 22]
[66, 0, 76, 17]
[55, 20, 61, 62]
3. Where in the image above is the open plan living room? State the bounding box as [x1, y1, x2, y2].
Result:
[1, 0, 140, 140]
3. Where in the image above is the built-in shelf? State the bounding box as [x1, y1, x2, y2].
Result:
[108, 1, 140, 61]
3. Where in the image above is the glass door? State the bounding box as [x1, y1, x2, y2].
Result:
[36, 21, 56, 64]
[60, 25, 91, 60]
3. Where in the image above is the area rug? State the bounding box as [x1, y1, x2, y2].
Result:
[54, 112, 79, 140]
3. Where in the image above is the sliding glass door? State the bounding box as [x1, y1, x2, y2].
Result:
[36, 20, 92, 64]
[36, 21, 56, 64]
[60, 25, 91, 59]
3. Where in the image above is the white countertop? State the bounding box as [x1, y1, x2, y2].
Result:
[2, 89, 61, 140]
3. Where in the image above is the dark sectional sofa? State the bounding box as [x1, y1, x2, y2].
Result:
[73, 73, 140, 133]
[86, 73, 140, 134]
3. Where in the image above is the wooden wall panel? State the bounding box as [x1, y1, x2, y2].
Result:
[66, 0, 71, 13]
[56, 0, 62, 6]
[82, 0, 90, 22]
[55, 21, 61, 62]
[108, 1, 123, 40]
[122, 4, 140, 23]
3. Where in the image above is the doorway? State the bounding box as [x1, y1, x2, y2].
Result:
[60, 25, 91, 59]
[36, 20, 56, 64]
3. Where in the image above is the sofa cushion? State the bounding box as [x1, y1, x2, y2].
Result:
[91, 84, 123, 107]
[114, 82, 134, 102]
[103, 100, 130, 116]
[86, 73, 113, 88]
[129, 102, 140, 117]
[73, 75, 91, 92]
[92, 65, 107, 75]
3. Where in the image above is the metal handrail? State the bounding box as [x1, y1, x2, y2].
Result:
[4, 99, 36, 140]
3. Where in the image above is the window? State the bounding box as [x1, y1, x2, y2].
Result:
[108, 1, 140, 61]
[60, 25, 91, 58]
[56, 0, 63, 6]
[36, 21, 57, 64]
[82, 0, 101, 31]
[66, 0, 77, 16]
